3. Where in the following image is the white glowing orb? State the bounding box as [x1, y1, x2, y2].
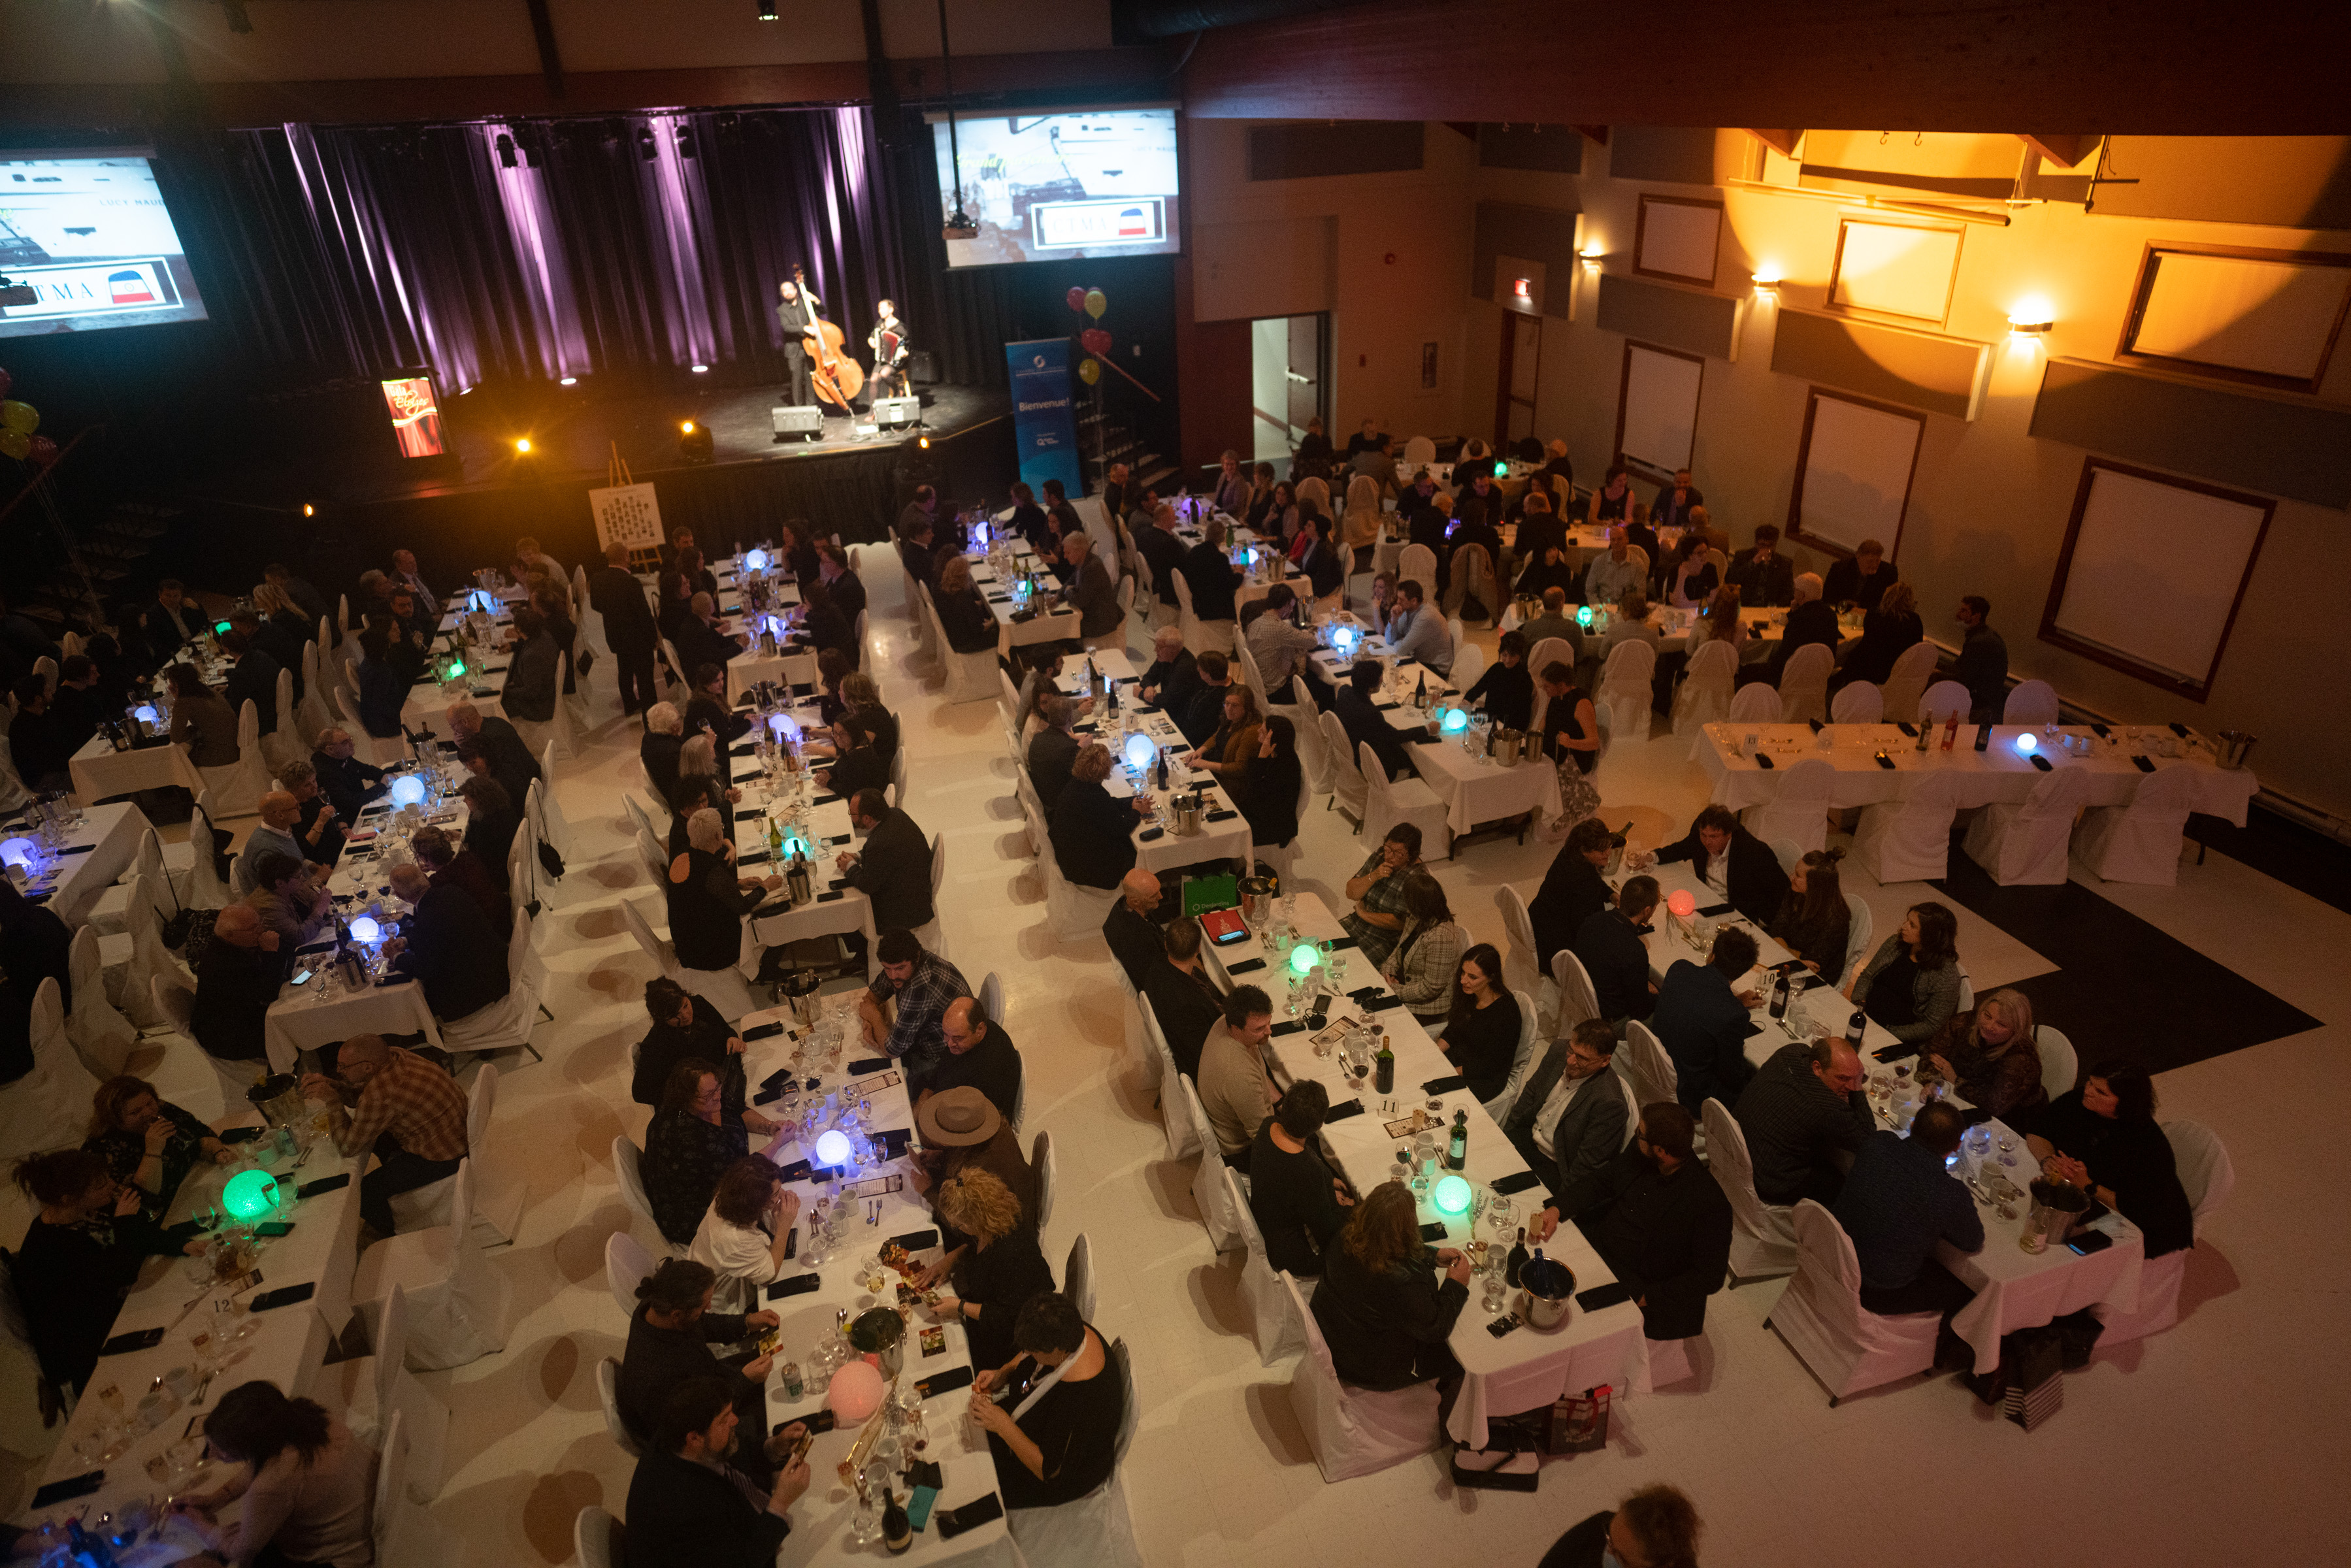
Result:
[348, 917, 382, 944]
[2014, 733, 2037, 755]
[133, 704, 159, 725]
[1123, 732, 1156, 770]
[0, 838, 34, 869]
[768, 711, 798, 738]
[814, 1129, 855, 1167]
[388, 776, 427, 808]
[744, 548, 770, 572]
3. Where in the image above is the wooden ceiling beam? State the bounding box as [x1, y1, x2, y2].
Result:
[2016, 133, 2092, 167]
[1743, 128, 1801, 157]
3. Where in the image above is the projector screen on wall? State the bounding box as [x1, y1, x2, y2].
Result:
[932, 110, 1180, 269]
[0, 151, 208, 336]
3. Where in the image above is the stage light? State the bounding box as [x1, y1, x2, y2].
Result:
[559, 376, 578, 386]
[495, 134, 516, 169]
[756, 0, 780, 16]
[1434, 1175, 1473, 1216]
[514, 437, 534, 454]
[679, 420, 714, 463]
[681, 421, 695, 433]
[301, 502, 316, 517]
[222, 1169, 280, 1220]
[691, 363, 710, 374]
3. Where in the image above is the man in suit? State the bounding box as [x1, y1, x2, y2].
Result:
[1949, 594, 2009, 725]
[1177, 651, 1234, 747]
[448, 700, 542, 802]
[1529, 819, 1615, 973]
[136, 579, 203, 670]
[1059, 532, 1121, 647]
[1651, 926, 1764, 1113]
[1507, 1021, 1634, 1225]
[385, 549, 435, 620]
[1538, 1102, 1732, 1345]
[190, 904, 280, 1064]
[1026, 694, 1081, 815]
[384, 862, 511, 1024]
[623, 1377, 811, 1568]
[1103, 870, 1166, 990]
[1137, 502, 1189, 604]
[591, 541, 661, 717]
[1137, 627, 1196, 712]
[924, 998, 1023, 1123]
[220, 625, 284, 739]
[1737, 1037, 1873, 1206]
[895, 483, 939, 542]
[1645, 804, 1789, 928]
[676, 591, 746, 677]
[311, 729, 387, 820]
[1724, 524, 1796, 608]
[1651, 468, 1704, 533]
[1834, 1102, 1984, 1324]
[838, 787, 934, 933]
[1144, 916, 1226, 1079]
[1334, 659, 1414, 782]
[1575, 876, 1660, 1027]
[1761, 570, 1843, 687]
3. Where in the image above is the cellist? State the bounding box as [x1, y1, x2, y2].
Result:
[777, 270, 825, 408]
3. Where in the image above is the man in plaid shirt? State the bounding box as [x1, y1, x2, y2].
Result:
[301, 1034, 468, 1236]
[857, 930, 972, 1092]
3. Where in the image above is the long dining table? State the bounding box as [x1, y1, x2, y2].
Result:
[1048, 651, 1257, 875]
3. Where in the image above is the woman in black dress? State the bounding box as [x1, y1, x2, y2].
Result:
[642, 1057, 788, 1247]
[665, 734, 736, 853]
[457, 775, 520, 876]
[935, 556, 1000, 655]
[1463, 630, 1535, 732]
[665, 808, 781, 975]
[934, 1167, 1055, 1373]
[1832, 579, 1926, 692]
[83, 1075, 235, 1220]
[13, 1149, 203, 1395]
[1047, 743, 1142, 892]
[968, 1292, 1126, 1512]
[1234, 715, 1304, 855]
[1766, 848, 1852, 981]
[1439, 942, 1522, 1101]
[793, 576, 858, 670]
[2027, 1065, 2195, 1258]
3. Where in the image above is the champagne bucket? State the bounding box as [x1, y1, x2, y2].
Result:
[1170, 797, 1206, 837]
[1520, 1253, 1577, 1331]
[2215, 730, 2257, 770]
[1485, 727, 1528, 766]
[780, 968, 823, 1026]
[247, 1073, 306, 1128]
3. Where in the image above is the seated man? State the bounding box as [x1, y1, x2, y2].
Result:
[1245, 583, 1323, 701]
[642, 702, 687, 807]
[923, 998, 1023, 1124]
[1650, 926, 1764, 1113]
[857, 928, 972, 1091]
[676, 590, 748, 676]
[1380, 578, 1454, 677]
[837, 789, 936, 934]
[276, 759, 346, 866]
[1136, 627, 1197, 715]
[244, 852, 332, 956]
[1506, 1021, 1634, 1222]
[623, 1377, 811, 1568]
[1247, 1081, 1353, 1277]
[1137, 503, 1189, 602]
[1833, 1101, 1984, 1330]
[410, 824, 511, 933]
[1196, 984, 1276, 1171]
[448, 699, 542, 803]
[1643, 803, 1789, 928]
[1026, 694, 1082, 815]
[7, 677, 70, 792]
[1333, 659, 1415, 783]
[383, 862, 511, 1024]
[1102, 870, 1167, 990]
[1581, 528, 1645, 613]
[1545, 1102, 1731, 1343]
[617, 1259, 793, 1478]
[232, 791, 308, 896]
[1177, 651, 1234, 747]
[1760, 571, 1841, 687]
[190, 904, 280, 1065]
[1574, 875, 1660, 1027]
[1724, 524, 1796, 607]
[297, 1032, 469, 1236]
[1735, 1036, 1873, 1207]
[1519, 587, 1585, 664]
[1528, 817, 1615, 973]
[1142, 915, 1226, 1079]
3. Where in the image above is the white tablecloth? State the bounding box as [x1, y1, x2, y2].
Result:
[1310, 643, 1564, 834]
[734, 751, 876, 958]
[20, 801, 152, 928]
[971, 547, 1086, 657]
[69, 736, 207, 806]
[1693, 723, 2260, 825]
[1204, 894, 1645, 1448]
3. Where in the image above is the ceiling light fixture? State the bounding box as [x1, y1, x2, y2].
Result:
[222, 0, 253, 33]
[756, 0, 780, 17]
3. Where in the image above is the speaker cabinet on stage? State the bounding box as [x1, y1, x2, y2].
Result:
[872, 396, 921, 430]
[771, 404, 824, 441]
[908, 350, 940, 385]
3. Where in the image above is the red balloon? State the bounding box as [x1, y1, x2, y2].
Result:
[25, 434, 58, 467]
[1066, 287, 1087, 312]
[1080, 327, 1112, 356]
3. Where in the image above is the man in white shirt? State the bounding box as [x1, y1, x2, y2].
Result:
[1245, 583, 1323, 698]
[232, 791, 309, 897]
[1380, 579, 1455, 677]
[1583, 527, 1646, 610]
[1501, 1021, 1634, 1225]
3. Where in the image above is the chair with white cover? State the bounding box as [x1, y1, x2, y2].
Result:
[1282, 1271, 1441, 1481]
[1841, 894, 1874, 990]
[120, 872, 189, 1031]
[1445, 546, 1494, 622]
[1402, 436, 1436, 466]
[1725, 683, 1780, 724]
[1701, 1098, 1799, 1282]
[1671, 640, 1738, 738]
[604, 1230, 655, 1322]
[1766, 1200, 1943, 1404]
[1917, 680, 1972, 726]
[1004, 1337, 1144, 1568]
[575, 1507, 624, 1568]
[2001, 679, 2060, 727]
[1850, 768, 1968, 885]
[1319, 711, 1367, 825]
[1180, 1075, 1244, 1252]
[0, 979, 99, 1164]
[1396, 544, 1437, 590]
[1480, 989, 1543, 1124]
[596, 1359, 640, 1458]
[1767, 838, 1802, 875]
[259, 668, 303, 772]
[148, 972, 253, 1113]
[1030, 1130, 1056, 1235]
[66, 925, 139, 1079]
[621, 792, 659, 847]
[1739, 757, 1834, 858]
[197, 700, 273, 819]
[369, 1412, 460, 1568]
[59, 630, 84, 660]
[2034, 1025, 2078, 1102]
[2073, 760, 2198, 885]
[390, 1064, 525, 1245]
[1138, 998, 1198, 1160]
[1064, 1232, 1096, 1320]
[2092, 1119, 2233, 1345]
[1550, 947, 1603, 1039]
[618, 896, 682, 984]
[1022, 792, 1119, 941]
[1449, 640, 1486, 692]
[1285, 676, 1330, 797]
[976, 970, 1004, 1026]
[184, 801, 233, 910]
[329, 689, 407, 769]
[1226, 1167, 1307, 1365]
[1171, 572, 1234, 655]
[437, 911, 548, 1059]
[1777, 643, 1835, 724]
[323, 1284, 452, 1503]
[1358, 742, 1450, 860]
[1830, 682, 1884, 725]
[1494, 886, 1543, 1007]
[1617, 1020, 1678, 1114]
[611, 1135, 676, 1252]
[1963, 763, 2091, 885]
[1878, 642, 1939, 725]
[349, 1159, 514, 1369]
[1595, 639, 1657, 744]
[534, 741, 575, 857]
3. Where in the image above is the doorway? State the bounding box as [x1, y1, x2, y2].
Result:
[1252, 313, 1327, 466]
[1496, 310, 1541, 450]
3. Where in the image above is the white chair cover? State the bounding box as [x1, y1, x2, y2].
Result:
[1701, 1097, 1799, 1280]
[0, 734, 30, 817]
[120, 871, 189, 1030]
[1444, 546, 1494, 620]
[1450, 640, 1487, 693]
[1617, 1021, 1678, 1114]
[1829, 682, 1884, 725]
[1319, 710, 1368, 823]
[1767, 838, 1802, 875]
[1281, 1271, 1441, 1481]
[1850, 768, 1968, 885]
[619, 897, 681, 981]
[1480, 989, 1543, 1124]
[1064, 1232, 1096, 1320]
[0, 979, 99, 1163]
[1726, 683, 1781, 723]
[2034, 1025, 2078, 1102]
[1402, 436, 1436, 465]
[2094, 1119, 2233, 1345]
[605, 1231, 655, 1319]
[350, 1160, 517, 1369]
[1595, 640, 1656, 744]
[1917, 679, 1973, 725]
[1358, 742, 1450, 860]
[2073, 760, 2198, 886]
[197, 700, 271, 819]
[2001, 679, 2060, 727]
[1138, 996, 1198, 1160]
[1767, 1200, 1942, 1403]
[611, 1135, 674, 1251]
[391, 1064, 523, 1247]
[1031, 1129, 1056, 1235]
[66, 924, 139, 1078]
[1549, 947, 1602, 1039]
[1226, 1167, 1307, 1365]
[1877, 641, 1939, 725]
[1963, 764, 2092, 885]
[597, 1358, 642, 1458]
[1004, 1339, 1143, 1568]
[257, 667, 301, 772]
[33, 655, 57, 700]
[1841, 894, 1874, 990]
[1396, 544, 1438, 588]
[1777, 642, 1835, 723]
[1740, 757, 1834, 858]
[1181, 1075, 1244, 1252]
[1023, 791, 1119, 941]
[1671, 640, 1739, 738]
[2166, 1118, 2235, 1230]
[148, 971, 252, 1114]
[185, 802, 233, 911]
[326, 1284, 452, 1503]
[575, 1506, 623, 1568]
[1494, 885, 1542, 1007]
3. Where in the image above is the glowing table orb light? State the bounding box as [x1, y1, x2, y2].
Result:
[2014, 733, 2038, 755]
[814, 1129, 855, 1168]
[768, 711, 799, 739]
[1666, 889, 1698, 920]
[827, 1359, 885, 1422]
[1577, 606, 1594, 628]
[1434, 1175, 1473, 1216]
[446, 659, 465, 678]
[744, 547, 770, 572]
[348, 917, 382, 945]
[0, 838, 34, 870]
[133, 704, 159, 726]
[1289, 942, 1321, 976]
[387, 775, 427, 808]
[1439, 707, 1470, 735]
[1123, 732, 1157, 770]
[222, 1169, 282, 1220]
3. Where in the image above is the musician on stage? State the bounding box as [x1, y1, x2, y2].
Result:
[868, 301, 910, 399]
[778, 272, 825, 408]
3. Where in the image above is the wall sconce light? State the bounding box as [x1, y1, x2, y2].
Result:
[1579, 247, 1603, 268]
[1752, 265, 1782, 292]
[2007, 297, 2056, 338]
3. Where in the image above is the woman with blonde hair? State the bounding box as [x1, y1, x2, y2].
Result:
[935, 553, 998, 653]
[1919, 988, 2047, 1124]
[932, 1167, 1055, 1369]
[1698, 583, 1747, 651]
[1307, 1181, 1471, 1391]
[1341, 472, 1384, 557]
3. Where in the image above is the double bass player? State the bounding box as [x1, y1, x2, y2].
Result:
[777, 270, 825, 408]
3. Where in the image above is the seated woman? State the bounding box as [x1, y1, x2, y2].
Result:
[821, 708, 892, 800]
[2028, 1065, 2194, 1258]
[665, 733, 736, 854]
[812, 671, 898, 767]
[457, 775, 520, 875]
[1382, 874, 1468, 1030]
[1247, 1081, 1353, 1277]
[1666, 534, 1718, 609]
[1918, 988, 2047, 1126]
[171, 1382, 376, 1568]
[935, 555, 1001, 655]
[810, 647, 853, 729]
[12, 1149, 203, 1396]
[167, 661, 244, 766]
[1438, 941, 1521, 1100]
[632, 975, 751, 1111]
[683, 661, 751, 749]
[1048, 742, 1143, 892]
[665, 809, 782, 978]
[1694, 584, 1748, 655]
[1463, 630, 1534, 732]
[1846, 901, 1963, 1049]
[83, 1075, 235, 1222]
[1341, 825, 1426, 970]
[1832, 579, 1925, 692]
[793, 576, 858, 669]
[968, 1293, 1126, 1515]
[246, 851, 333, 955]
[689, 1156, 804, 1316]
[1234, 715, 1303, 855]
[1307, 1181, 1471, 1391]
[1766, 848, 1852, 981]
[656, 570, 697, 647]
[932, 1167, 1055, 1373]
[1297, 514, 1347, 602]
[1187, 684, 1261, 780]
[643, 1057, 789, 1249]
[343, 627, 407, 741]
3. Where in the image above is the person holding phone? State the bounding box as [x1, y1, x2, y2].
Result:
[1308, 1181, 1470, 1396]
[617, 1259, 794, 1478]
[12, 1149, 204, 1396]
[623, 1377, 812, 1568]
[966, 1292, 1125, 1514]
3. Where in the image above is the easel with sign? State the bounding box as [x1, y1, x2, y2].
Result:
[590, 444, 665, 575]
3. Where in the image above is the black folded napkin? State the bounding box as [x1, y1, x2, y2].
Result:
[1490, 1169, 1543, 1196]
[987, 595, 1011, 604]
[1697, 902, 1734, 917]
[847, 1056, 892, 1074]
[817, 890, 844, 902]
[826, 833, 851, 845]
[1270, 1019, 1306, 1036]
[829, 877, 851, 890]
[1324, 1099, 1366, 1122]
[1328, 936, 1358, 950]
[1375, 701, 1401, 711]
[1404, 732, 1443, 744]
[1421, 1074, 1468, 1094]
[1348, 985, 1385, 1004]
[2169, 721, 2192, 738]
[744, 1022, 787, 1041]
[1755, 753, 1775, 770]
[734, 808, 764, 823]
[1226, 957, 1266, 974]
[2131, 754, 2154, 773]
[812, 793, 842, 806]
[731, 743, 756, 758]
[1205, 808, 1238, 821]
[889, 1228, 940, 1251]
[1363, 994, 1404, 1012]
[58, 843, 95, 855]
[737, 849, 771, 866]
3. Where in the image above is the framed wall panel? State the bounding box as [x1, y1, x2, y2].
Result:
[2038, 458, 2275, 701]
[1827, 216, 1964, 325]
[2117, 242, 2351, 393]
[1632, 195, 1722, 288]
[1786, 389, 1926, 558]
[1614, 341, 1705, 481]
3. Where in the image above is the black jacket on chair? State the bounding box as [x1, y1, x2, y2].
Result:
[1027, 727, 1080, 815]
[1309, 1244, 1468, 1390]
[1560, 1146, 1733, 1341]
[1049, 778, 1138, 891]
[1652, 818, 1789, 927]
[1142, 960, 1224, 1079]
[846, 806, 934, 932]
[1528, 848, 1611, 973]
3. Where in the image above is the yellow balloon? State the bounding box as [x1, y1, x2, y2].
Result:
[0, 429, 28, 461]
[1083, 289, 1107, 319]
[1077, 357, 1101, 385]
[0, 400, 35, 436]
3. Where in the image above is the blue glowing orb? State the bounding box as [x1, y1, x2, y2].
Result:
[1123, 732, 1157, 770]
[133, 704, 159, 725]
[1332, 627, 1359, 658]
[1434, 1175, 1473, 1215]
[814, 1129, 854, 1167]
[1490, 460, 1507, 478]
[0, 837, 33, 869]
[1439, 708, 1470, 734]
[2014, 733, 2038, 755]
[388, 775, 427, 808]
[223, 1169, 281, 1220]
[1289, 942, 1319, 975]
[768, 711, 798, 738]
[744, 548, 770, 572]
[348, 917, 381, 944]
[467, 589, 497, 614]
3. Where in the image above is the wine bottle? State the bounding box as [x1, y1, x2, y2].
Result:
[1768, 971, 1788, 1021]
[1415, 670, 1428, 706]
[1845, 1008, 1867, 1049]
[1373, 1033, 1395, 1095]
[1505, 1226, 1529, 1288]
[1446, 1109, 1468, 1171]
[881, 1486, 912, 1554]
[1155, 752, 1169, 792]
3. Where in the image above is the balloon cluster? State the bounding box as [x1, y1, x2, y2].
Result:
[0, 368, 58, 466]
[1065, 286, 1110, 385]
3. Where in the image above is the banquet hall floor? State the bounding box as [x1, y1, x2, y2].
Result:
[5, 558, 2348, 1567]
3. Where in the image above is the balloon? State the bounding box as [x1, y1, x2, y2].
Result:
[827, 1359, 885, 1422]
[0, 430, 27, 461]
[1666, 889, 1698, 919]
[1077, 357, 1101, 385]
[1065, 286, 1087, 312]
[1080, 327, 1111, 355]
[1083, 288, 1107, 319]
[0, 400, 36, 436]
[25, 434, 58, 466]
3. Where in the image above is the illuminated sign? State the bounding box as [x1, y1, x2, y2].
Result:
[381, 376, 445, 459]
[1032, 197, 1164, 250]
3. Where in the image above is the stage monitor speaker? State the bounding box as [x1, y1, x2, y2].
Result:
[908, 350, 940, 385]
[872, 396, 921, 429]
[772, 404, 824, 441]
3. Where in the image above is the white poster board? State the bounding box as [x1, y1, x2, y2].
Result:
[1618, 343, 1703, 477]
[2129, 249, 2351, 384]
[591, 482, 665, 553]
[2050, 464, 2271, 689]
[1830, 220, 1963, 324]
[1792, 392, 1924, 554]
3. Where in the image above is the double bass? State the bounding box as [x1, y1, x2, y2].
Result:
[794, 264, 864, 414]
